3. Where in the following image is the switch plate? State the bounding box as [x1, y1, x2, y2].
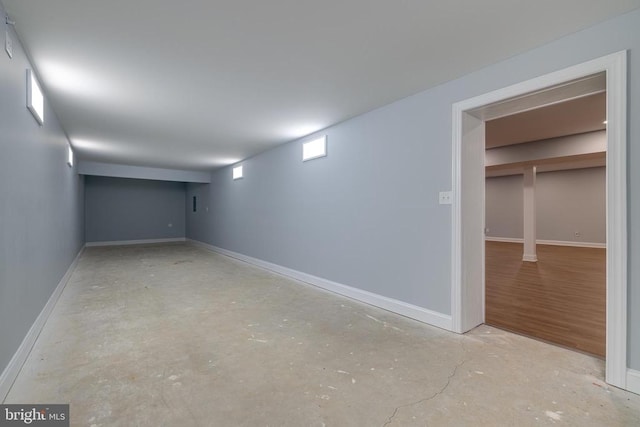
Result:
[5, 29, 13, 59]
[439, 191, 452, 205]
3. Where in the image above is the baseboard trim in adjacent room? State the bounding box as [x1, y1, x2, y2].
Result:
[485, 236, 606, 249]
[85, 237, 186, 247]
[0, 246, 85, 403]
[538, 239, 607, 249]
[485, 237, 524, 244]
[627, 369, 640, 395]
[188, 239, 453, 331]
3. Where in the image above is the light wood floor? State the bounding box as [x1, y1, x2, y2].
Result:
[485, 241, 606, 358]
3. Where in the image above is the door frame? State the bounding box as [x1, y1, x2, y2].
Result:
[450, 51, 628, 389]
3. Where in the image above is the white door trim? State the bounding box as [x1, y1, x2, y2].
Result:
[451, 51, 628, 389]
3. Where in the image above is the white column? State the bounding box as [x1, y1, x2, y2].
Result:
[522, 166, 537, 262]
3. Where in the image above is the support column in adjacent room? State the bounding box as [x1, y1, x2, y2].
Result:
[522, 166, 538, 262]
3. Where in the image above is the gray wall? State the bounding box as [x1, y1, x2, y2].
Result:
[186, 183, 213, 241]
[486, 174, 524, 239]
[85, 176, 186, 243]
[0, 3, 84, 376]
[486, 167, 606, 244]
[186, 9, 640, 369]
[537, 168, 605, 243]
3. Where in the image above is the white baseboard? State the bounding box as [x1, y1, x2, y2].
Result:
[188, 239, 452, 331]
[627, 369, 640, 395]
[0, 246, 85, 403]
[485, 237, 523, 244]
[86, 237, 186, 247]
[538, 239, 606, 249]
[485, 236, 606, 249]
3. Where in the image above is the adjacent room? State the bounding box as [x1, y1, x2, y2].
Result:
[1, 1, 640, 425]
[484, 86, 608, 357]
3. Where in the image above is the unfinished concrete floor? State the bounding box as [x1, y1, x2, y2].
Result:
[5, 243, 640, 426]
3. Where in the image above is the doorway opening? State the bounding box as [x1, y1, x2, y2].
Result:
[483, 89, 607, 357]
[451, 52, 627, 389]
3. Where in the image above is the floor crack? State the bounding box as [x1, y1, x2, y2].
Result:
[382, 340, 469, 427]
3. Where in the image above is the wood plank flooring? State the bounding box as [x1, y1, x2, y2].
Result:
[485, 241, 606, 358]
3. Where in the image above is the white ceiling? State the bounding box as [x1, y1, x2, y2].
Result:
[4, 1, 639, 170]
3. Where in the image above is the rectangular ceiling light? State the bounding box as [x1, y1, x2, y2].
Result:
[233, 165, 243, 180]
[26, 69, 44, 125]
[302, 135, 327, 162]
[67, 144, 74, 167]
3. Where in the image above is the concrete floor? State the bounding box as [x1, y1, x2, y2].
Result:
[5, 243, 640, 426]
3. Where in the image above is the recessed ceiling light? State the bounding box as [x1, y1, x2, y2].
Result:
[26, 69, 44, 125]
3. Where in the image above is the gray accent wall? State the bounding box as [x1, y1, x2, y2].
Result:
[486, 167, 606, 244]
[0, 3, 84, 377]
[85, 176, 186, 243]
[186, 183, 213, 241]
[186, 8, 640, 369]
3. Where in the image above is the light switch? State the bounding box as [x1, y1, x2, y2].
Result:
[439, 191, 452, 205]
